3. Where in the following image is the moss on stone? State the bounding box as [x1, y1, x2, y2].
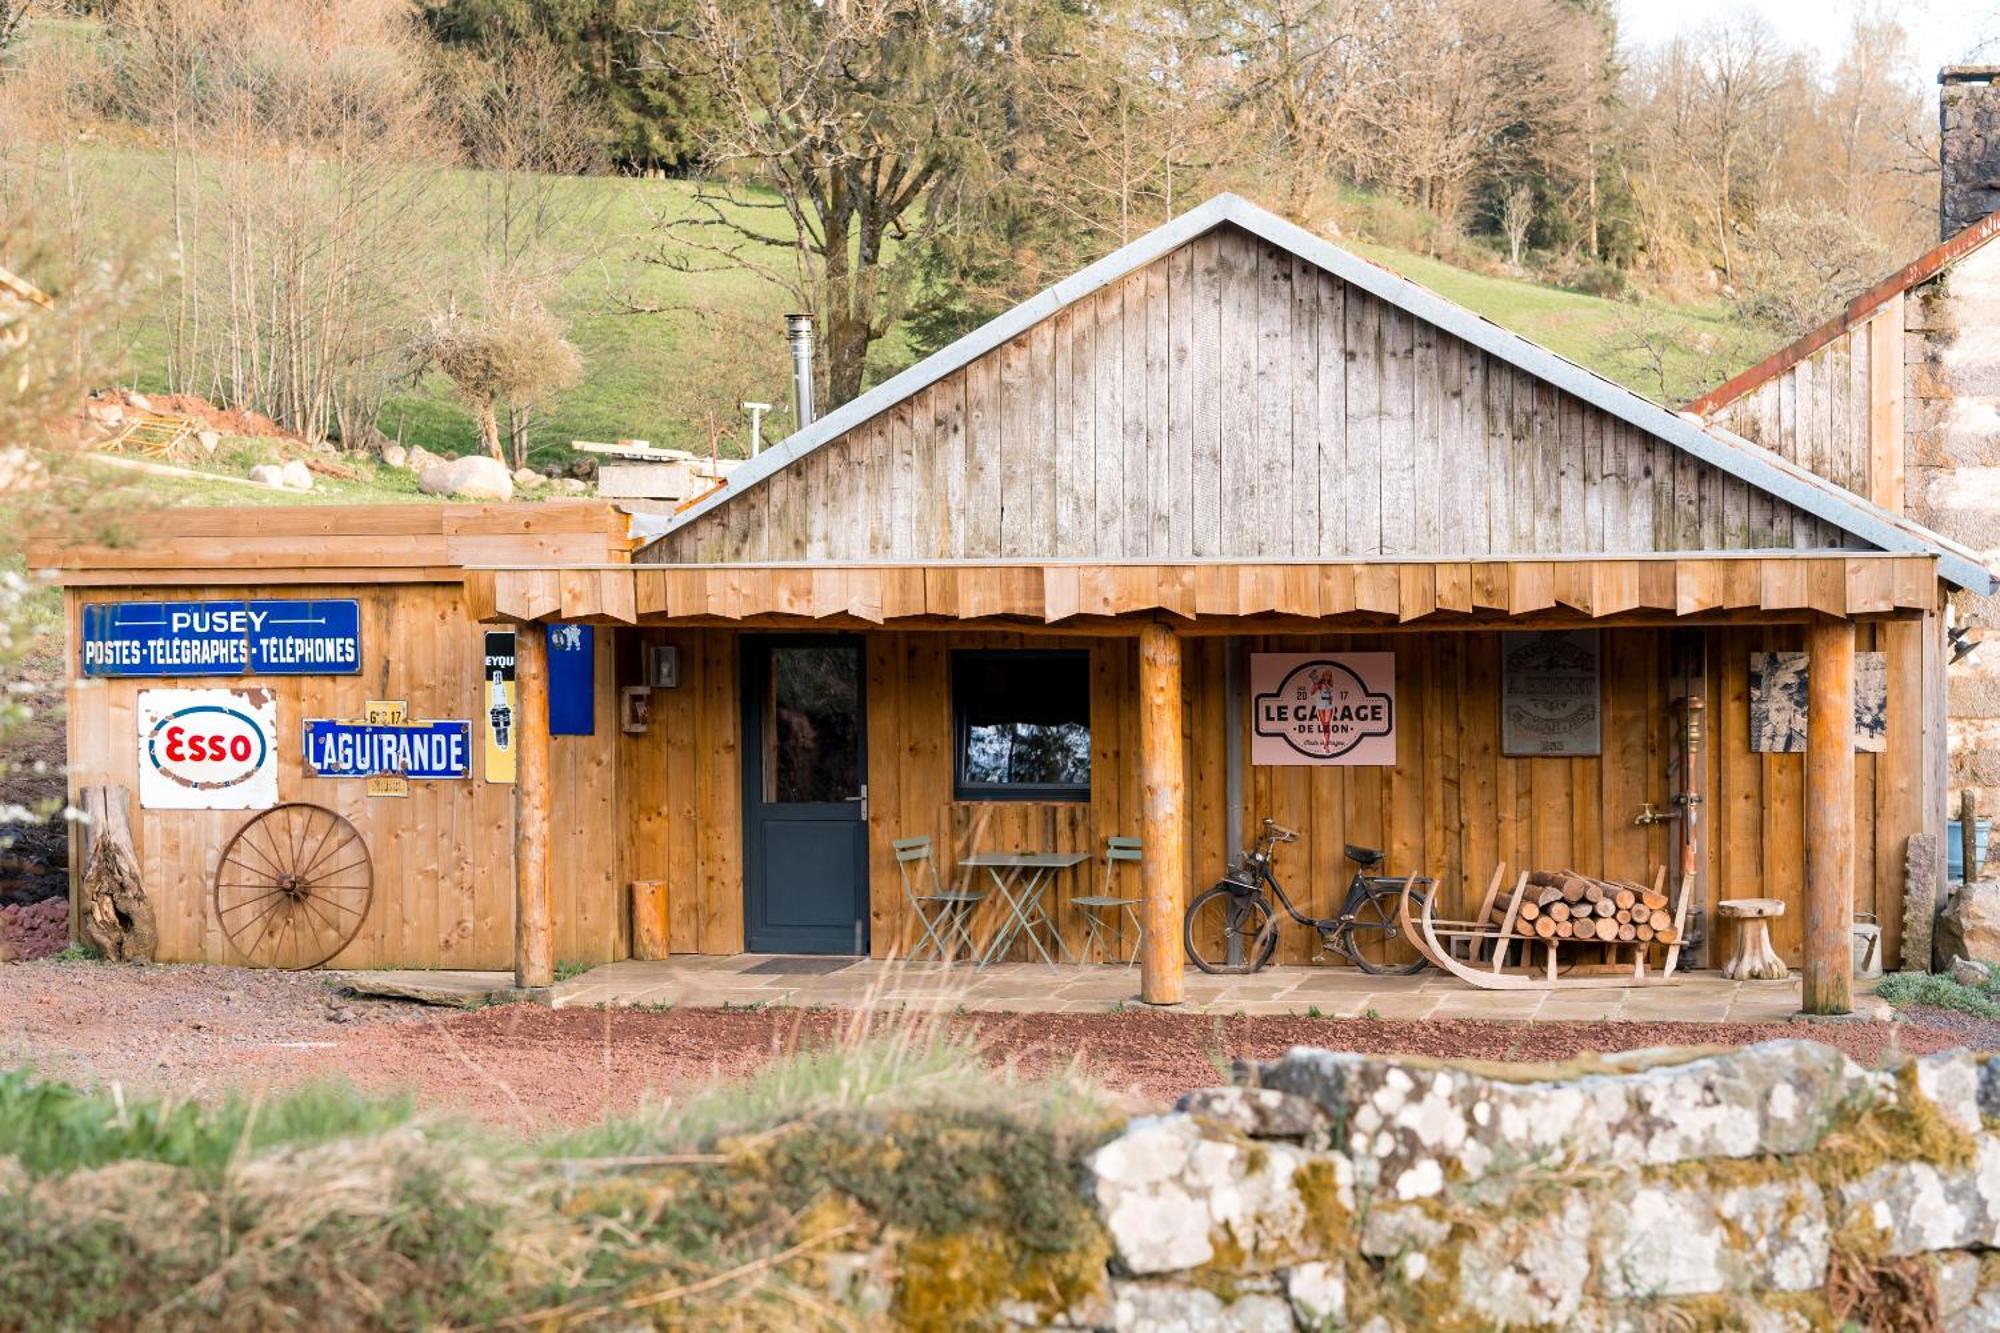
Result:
[1293, 1157, 1351, 1250]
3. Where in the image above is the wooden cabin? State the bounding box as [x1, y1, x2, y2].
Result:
[46, 196, 1996, 1013]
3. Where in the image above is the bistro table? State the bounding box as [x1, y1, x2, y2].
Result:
[961, 850, 1091, 968]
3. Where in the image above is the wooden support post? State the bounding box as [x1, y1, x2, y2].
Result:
[1804, 616, 1855, 1015]
[1139, 622, 1187, 1006]
[515, 623, 555, 989]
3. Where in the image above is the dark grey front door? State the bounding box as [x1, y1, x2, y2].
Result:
[743, 637, 869, 954]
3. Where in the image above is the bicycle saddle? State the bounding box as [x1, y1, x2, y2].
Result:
[1344, 844, 1384, 868]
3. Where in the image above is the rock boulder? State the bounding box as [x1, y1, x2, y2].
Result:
[379, 443, 408, 469]
[279, 459, 313, 491]
[248, 463, 287, 488]
[1937, 880, 2000, 968]
[418, 454, 513, 501]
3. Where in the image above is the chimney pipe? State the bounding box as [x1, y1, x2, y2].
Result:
[786, 314, 816, 430]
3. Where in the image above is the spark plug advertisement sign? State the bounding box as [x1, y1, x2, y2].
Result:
[1250, 653, 1396, 765]
[82, 599, 361, 677]
[138, 688, 280, 810]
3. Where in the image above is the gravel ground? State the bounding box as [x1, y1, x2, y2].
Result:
[3, 959, 1994, 1129]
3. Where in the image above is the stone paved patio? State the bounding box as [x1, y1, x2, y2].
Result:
[539, 955, 1890, 1022]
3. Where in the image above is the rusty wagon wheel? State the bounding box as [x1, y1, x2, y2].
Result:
[212, 803, 372, 970]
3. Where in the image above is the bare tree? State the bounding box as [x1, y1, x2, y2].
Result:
[0, 1, 26, 56]
[103, 0, 450, 448]
[409, 269, 582, 467]
[1735, 202, 1891, 336]
[641, 0, 991, 410]
[1500, 183, 1534, 267]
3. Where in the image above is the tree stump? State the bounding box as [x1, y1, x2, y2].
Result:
[1718, 898, 1787, 981]
[79, 786, 155, 963]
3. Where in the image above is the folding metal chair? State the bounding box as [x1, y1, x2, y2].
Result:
[1072, 835, 1144, 966]
[894, 835, 983, 963]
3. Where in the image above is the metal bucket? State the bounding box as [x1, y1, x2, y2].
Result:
[1853, 915, 1883, 979]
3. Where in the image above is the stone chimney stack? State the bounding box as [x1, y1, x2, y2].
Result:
[1941, 66, 2000, 240]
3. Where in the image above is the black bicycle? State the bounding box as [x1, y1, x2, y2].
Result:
[1185, 818, 1435, 975]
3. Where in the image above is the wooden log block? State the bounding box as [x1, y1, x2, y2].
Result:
[1617, 922, 1637, 943]
[1614, 888, 1637, 911]
[515, 623, 555, 989]
[78, 785, 155, 964]
[1139, 623, 1188, 1006]
[1655, 926, 1681, 946]
[1582, 882, 1605, 904]
[1559, 874, 1590, 903]
[1547, 901, 1571, 923]
[1527, 870, 1563, 888]
[1803, 616, 1855, 1014]
[1534, 917, 1557, 939]
[1594, 899, 1616, 919]
[1573, 916, 1598, 941]
[1555, 920, 1574, 939]
[631, 881, 671, 961]
[1536, 886, 1566, 909]
[1649, 910, 1671, 932]
[1640, 891, 1668, 912]
[1636, 924, 1655, 942]
[1519, 900, 1541, 922]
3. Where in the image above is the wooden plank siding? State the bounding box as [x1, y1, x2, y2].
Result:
[647, 226, 1861, 566]
[1706, 311, 1900, 511]
[601, 624, 1917, 968]
[485, 555, 1940, 631]
[38, 503, 636, 587]
[63, 582, 626, 969]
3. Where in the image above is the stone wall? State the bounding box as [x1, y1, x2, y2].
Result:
[1909, 242, 2000, 817]
[1023, 1041, 2000, 1331]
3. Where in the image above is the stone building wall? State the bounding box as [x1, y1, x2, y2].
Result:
[1001, 1041, 2000, 1330]
[1909, 241, 2000, 814]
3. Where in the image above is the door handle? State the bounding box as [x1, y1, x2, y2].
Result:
[845, 784, 869, 820]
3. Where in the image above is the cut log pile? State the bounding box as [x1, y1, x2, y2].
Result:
[1504, 870, 1679, 947]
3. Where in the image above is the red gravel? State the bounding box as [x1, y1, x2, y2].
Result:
[0, 898, 68, 960]
[4, 960, 1994, 1130]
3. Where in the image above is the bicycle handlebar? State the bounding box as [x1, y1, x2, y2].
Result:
[1258, 817, 1299, 844]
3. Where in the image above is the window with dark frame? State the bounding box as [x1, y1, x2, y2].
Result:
[952, 650, 1091, 800]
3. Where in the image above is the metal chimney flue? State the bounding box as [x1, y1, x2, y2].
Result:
[786, 314, 816, 430]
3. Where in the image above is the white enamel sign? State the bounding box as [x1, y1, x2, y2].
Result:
[137, 688, 280, 810]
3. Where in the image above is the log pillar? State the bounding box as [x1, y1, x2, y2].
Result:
[1139, 622, 1187, 1006]
[1803, 616, 1855, 1015]
[514, 623, 555, 990]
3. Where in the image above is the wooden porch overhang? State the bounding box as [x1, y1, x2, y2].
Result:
[466, 552, 1940, 628]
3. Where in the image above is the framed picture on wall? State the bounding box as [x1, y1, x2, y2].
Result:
[1500, 631, 1602, 757]
[620, 685, 651, 735]
[1749, 651, 1887, 753]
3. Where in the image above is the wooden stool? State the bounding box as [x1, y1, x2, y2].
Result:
[1718, 898, 1788, 980]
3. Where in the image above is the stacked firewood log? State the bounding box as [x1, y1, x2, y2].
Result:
[1508, 871, 1678, 946]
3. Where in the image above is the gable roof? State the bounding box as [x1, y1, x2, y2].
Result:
[635, 193, 1994, 592]
[1685, 211, 2000, 419]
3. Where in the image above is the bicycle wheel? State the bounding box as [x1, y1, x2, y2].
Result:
[1185, 884, 1279, 975]
[1346, 882, 1429, 976]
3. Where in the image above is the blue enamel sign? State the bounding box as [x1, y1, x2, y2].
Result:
[302, 719, 472, 780]
[547, 623, 595, 736]
[81, 599, 361, 677]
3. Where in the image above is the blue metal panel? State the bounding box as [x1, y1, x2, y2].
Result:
[546, 623, 595, 736]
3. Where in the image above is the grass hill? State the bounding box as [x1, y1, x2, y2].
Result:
[90, 166, 1771, 483]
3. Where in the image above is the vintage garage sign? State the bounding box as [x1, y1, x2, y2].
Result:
[1250, 653, 1397, 765]
[137, 687, 280, 810]
[303, 716, 472, 780]
[82, 599, 361, 677]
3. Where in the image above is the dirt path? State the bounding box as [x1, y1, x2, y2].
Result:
[3, 960, 1991, 1130]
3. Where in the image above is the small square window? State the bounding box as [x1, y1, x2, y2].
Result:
[952, 650, 1091, 800]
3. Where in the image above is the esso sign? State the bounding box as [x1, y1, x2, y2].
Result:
[138, 689, 279, 810]
[153, 709, 264, 776]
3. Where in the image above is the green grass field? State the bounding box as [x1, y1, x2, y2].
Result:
[77, 159, 1768, 486]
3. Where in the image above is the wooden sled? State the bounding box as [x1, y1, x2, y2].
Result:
[1400, 865, 1694, 992]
